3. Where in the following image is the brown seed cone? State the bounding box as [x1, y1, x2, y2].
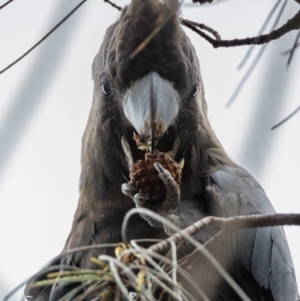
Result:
[129, 150, 182, 200]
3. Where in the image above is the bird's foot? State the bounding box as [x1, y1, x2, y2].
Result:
[122, 162, 180, 230]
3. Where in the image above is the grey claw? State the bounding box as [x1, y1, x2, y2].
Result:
[154, 162, 173, 183]
[153, 162, 164, 174]
[153, 161, 180, 208]
[134, 193, 151, 205]
[121, 136, 135, 166]
[122, 183, 138, 198]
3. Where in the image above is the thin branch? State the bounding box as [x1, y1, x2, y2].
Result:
[104, 0, 122, 11]
[192, 0, 214, 3]
[181, 9, 300, 48]
[0, 0, 87, 74]
[282, 41, 300, 54]
[183, 0, 229, 8]
[271, 105, 300, 130]
[3, 280, 28, 301]
[0, 0, 14, 9]
[180, 18, 221, 40]
[287, 29, 300, 65]
[0, 0, 122, 74]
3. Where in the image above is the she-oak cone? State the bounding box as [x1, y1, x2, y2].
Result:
[129, 150, 182, 200]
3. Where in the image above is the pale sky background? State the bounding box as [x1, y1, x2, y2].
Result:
[1, 0, 300, 299]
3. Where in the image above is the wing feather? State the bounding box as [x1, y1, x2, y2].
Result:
[211, 166, 298, 301]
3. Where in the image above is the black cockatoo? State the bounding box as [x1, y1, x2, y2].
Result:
[25, 0, 299, 300]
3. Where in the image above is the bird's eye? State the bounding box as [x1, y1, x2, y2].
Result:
[190, 84, 199, 98]
[101, 82, 111, 97]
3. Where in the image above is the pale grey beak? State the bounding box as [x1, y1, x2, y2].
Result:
[123, 72, 179, 149]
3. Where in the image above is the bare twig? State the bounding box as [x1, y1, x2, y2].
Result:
[104, 0, 122, 11]
[271, 105, 300, 130]
[192, 0, 214, 3]
[183, 0, 229, 7]
[0, 0, 87, 74]
[3, 280, 28, 301]
[0, 0, 14, 9]
[282, 41, 300, 54]
[181, 9, 300, 48]
[287, 29, 300, 65]
[180, 18, 221, 40]
[0, 0, 122, 74]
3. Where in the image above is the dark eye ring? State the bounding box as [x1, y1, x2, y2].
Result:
[190, 84, 199, 98]
[101, 82, 111, 97]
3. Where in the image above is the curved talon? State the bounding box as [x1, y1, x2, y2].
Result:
[134, 193, 151, 206]
[153, 161, 164, 174]
[154, 162, 180, 194]
[122, 183, 138, 198]
[121, 136, 135, 166]
[154, 162, 180, 211]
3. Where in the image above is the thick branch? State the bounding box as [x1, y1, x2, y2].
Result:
[148, 213, 300, 254]
[182, 9, 300, 48]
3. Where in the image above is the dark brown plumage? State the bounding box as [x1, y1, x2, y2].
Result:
[25, 0, 298, 300]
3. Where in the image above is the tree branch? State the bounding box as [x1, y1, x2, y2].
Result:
[148, 213, 300, 255]
[271, 105, 300, 130]
[103, 0, 122, 11]
[181, 9, 300, 48]
[179, 18, 221, 40]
